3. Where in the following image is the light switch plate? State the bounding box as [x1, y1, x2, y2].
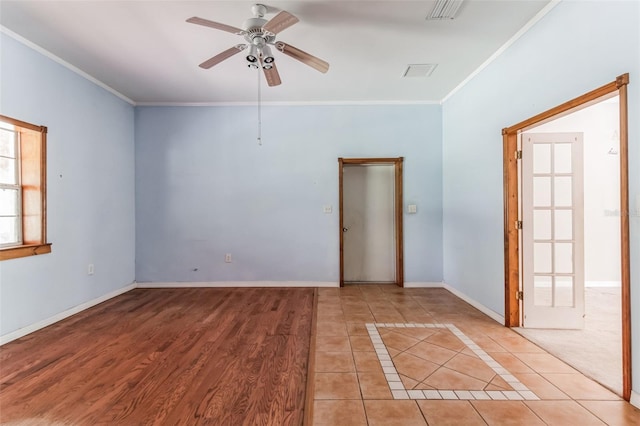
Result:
[323, 205, 333, 214]
[408, 204, 417, 214]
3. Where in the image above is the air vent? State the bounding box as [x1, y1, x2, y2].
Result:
[426, 0, 464, 20]
[403, 64, 437, 78]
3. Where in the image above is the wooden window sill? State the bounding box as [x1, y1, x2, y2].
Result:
[0, 243, 52, 261]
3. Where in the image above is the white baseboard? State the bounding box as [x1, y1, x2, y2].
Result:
[442, 282, 505, 325]
[136, 281, 339, 288]
[631, 390, 640, 409]
[0, 282, 136, 346]
[404, 282, 445, 288]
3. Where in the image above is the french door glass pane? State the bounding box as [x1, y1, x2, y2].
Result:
[554, 209, 573, 240]
[534, 276, 552, 307]
[533, 177, 551, 207]
[555, 276, 574, 307]
[533, 143, 551, 174]
[0, 188, 18, 216]
[534, 242, 552, 273]
[533, 209, 552, 240]
[554, 176, 572, 207]
[554, 143, 572, 174]
[555, 242, 573, 273]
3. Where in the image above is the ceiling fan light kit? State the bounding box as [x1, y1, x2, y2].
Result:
[187, 3, 329, 87]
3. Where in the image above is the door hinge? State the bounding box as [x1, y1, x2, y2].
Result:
[515, 220, 523, 230]
[515, 150, 522, 160]
[516, 290, 524, 301]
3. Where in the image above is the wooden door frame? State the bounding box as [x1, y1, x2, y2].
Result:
[339, 157, 404, 287]
[502, 73, 631, 400]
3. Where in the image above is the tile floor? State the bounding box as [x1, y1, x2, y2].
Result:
[311, 285, 640, 425]
[516, 287, 622, 394]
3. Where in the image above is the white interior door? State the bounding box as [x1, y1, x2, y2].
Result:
[522, 132, 584, 329]
[343, 165, 395, 282]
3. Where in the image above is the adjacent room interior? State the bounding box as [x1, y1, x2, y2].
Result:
[1, 0, 639, 424]
[515, 96, 623, 395]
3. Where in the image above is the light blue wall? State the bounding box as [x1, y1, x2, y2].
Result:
[135, 104, 443, 283]
[442, 0, 640, 391]
[0, 33, 136, 336]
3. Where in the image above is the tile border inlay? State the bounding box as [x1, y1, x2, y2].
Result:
[365, 323, 540, 401]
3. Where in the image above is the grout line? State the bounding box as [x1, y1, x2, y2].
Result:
[366, 322, 541, 400]
[303, 288, 319, 426]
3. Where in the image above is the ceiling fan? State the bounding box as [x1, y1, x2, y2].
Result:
[187, 4, 329, 87]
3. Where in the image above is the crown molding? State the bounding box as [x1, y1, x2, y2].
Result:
[441, 0, 562, 104]
[1, 25, 135, 106]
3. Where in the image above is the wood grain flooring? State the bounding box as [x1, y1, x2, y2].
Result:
[0, 288, 315, 425]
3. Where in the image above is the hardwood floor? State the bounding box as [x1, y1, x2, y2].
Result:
[0, 288, 315, 425]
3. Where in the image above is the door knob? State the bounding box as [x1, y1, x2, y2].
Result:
[343, 227, 348, 232]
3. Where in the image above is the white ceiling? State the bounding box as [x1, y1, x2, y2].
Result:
[0, 1, 551, 104]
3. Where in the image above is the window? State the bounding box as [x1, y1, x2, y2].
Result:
[0, 115, 50, 260]
[0, 125, 21, 246]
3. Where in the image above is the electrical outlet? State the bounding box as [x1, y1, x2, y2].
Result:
[88, 264, 95, 275]
[225, 253, 232, 263]
[323, 205, 332, 214]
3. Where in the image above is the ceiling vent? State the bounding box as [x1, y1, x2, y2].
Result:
[426, 0, 464, 20]
[403, 64, 438, 78]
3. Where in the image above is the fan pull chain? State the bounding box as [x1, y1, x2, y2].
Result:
[257, 67, 262, 146]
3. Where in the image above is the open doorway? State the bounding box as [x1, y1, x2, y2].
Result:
[515, 96, 623, 394]
[502, 74, 631, 400]
[338, 158, 404, 287]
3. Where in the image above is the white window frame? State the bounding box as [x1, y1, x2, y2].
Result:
[0, 126, 22, 248]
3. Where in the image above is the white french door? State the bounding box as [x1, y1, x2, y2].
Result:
[521, 132, 584, 329]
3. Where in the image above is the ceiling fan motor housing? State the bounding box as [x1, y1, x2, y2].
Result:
[243, 18, 275, 43]
[243, 14, 275, 68]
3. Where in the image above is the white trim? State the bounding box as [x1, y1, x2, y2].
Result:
[403, 281, 445, 288]
[0, 282, 136, 345]
[136, 281, 338, 288]
[135, 100, 440, 107]
[0, 25, 135, 106]
[441, 0, 561, 104]
[442, 282, 505, 324]
[631, 390, 640, 409]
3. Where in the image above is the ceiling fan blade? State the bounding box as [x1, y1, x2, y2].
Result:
[186, 16, 244, 35]
[199, 45, 246, 69]
[261, 62, 282, 87]
[275, 42, 329, 74]
[262, 11, 299, 35]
